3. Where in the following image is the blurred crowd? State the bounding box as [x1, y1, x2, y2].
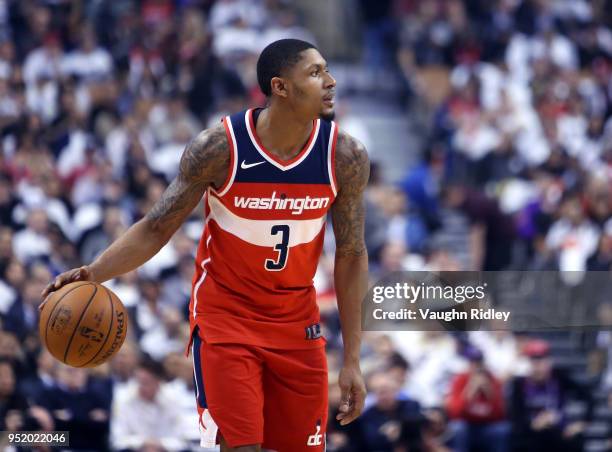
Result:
[361, 0, 612, 275]
[0, 0, 610, 451]
[340, 0, 612, 451]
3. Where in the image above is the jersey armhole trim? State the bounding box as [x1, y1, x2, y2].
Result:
[328, 121, 338, 196]
[215, 116, 238, 197]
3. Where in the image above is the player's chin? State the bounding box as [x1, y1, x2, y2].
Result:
[320, 104, 335, 121]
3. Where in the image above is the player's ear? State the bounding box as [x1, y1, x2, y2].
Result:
[270, 77, 288, 98]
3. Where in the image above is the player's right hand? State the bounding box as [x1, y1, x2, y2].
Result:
[40, 266, 94, 311]
[336, 365, 366, 426]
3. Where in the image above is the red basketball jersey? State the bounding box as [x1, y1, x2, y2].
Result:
[188, 108, 338, 349]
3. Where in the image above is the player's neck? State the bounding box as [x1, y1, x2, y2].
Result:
[255, 106, 314, 161]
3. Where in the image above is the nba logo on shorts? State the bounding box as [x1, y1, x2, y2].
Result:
[307, 419, 323, 446]
[305, 323, 322, 340]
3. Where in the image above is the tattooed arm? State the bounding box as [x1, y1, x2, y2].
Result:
[41, 124, 229, 299]
[332, 130, 370, 425]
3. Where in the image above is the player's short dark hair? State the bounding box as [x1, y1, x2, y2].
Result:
[257, 39, 317, 97]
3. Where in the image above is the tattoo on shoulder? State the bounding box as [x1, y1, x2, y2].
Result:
[146, 124, 229, 233]
[335, 131, 370, 193]
[178, 124, 229, 186]
[332, 131, 370, 258]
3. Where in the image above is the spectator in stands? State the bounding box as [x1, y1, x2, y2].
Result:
[12, 207, 51, 264]
[363, 352, 413, 411]
[2, 262, 46, 342]
[109, 340, 141, 402]
[110, 357, 188, 452]
[440, 182, 516, 270]
[594, 303, 612, 391]
[470, 325, 529, 381]
[399, 144, 444, 232]
[446, 346, 510, 452]
[41, 365, 110, 451]
[23, 32, 63, 87]
[510, 340, 592, 452]
[17, 348, 56, 407]
[0, 174, 18, 229]
[133, 277, 165, 340]
[80, 205, 128, 264]
[140, 307, 188, 361]
[393, 331, 467, 408]
[0, 358, 53, 432]
[159, 254, 193, 313]
[356, 370, 423, 451]
[587, 218, 612, 271]
[61, 23, 113, 82]
[0, 330, 26, 368]
[545, 191, 600, 272]
[163, 352, 201, 445]
[0, 262, 21, 323]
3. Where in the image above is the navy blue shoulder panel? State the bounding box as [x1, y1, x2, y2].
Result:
[226, 109, 334, 185]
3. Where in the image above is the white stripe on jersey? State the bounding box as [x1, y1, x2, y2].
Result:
[327, 121, 337, 196]
[207, 194, 326, 248]
[192, 235, 211, 318]
[215, 116, 238, 197]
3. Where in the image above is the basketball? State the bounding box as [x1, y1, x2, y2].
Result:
[39, 282, 128, 368]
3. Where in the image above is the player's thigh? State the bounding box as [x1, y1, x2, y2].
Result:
[194, 332, 265, 448]
[262, 346, 328, 452]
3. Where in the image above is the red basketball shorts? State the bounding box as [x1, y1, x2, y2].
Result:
[191, 327, 328, 451]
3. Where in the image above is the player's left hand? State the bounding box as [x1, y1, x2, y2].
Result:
[336, 364, 366, 426]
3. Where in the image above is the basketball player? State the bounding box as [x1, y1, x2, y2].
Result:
[41, 39, 369, 452]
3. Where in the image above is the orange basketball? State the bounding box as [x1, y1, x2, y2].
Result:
[39, 281, 128, 368]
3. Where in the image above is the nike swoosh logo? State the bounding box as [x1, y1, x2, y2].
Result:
[240, 160, 266, 169]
